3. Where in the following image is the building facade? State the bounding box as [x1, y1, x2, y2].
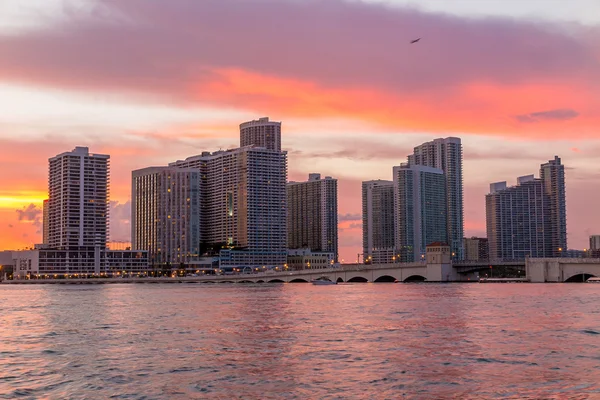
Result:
[47, 147, 110, 250]
[408, 137, 463, 259]
[393, 164, 447, 262]
[11, 249, 148, 279]
[590, 235, 600, 251]
[362, 180, 395, 264]
[131, 167, 201, 266]
[486, 175, 551, 260]
[463, 237, 489, 261]
[42, 199, 49, 245]
[239, 117, 282, 151]
[287, 174, 338, 261]
[540, 156, 567, 257]
[170, 146, 288, 267]
[286, 248, 336, 271]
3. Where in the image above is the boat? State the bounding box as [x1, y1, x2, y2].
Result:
[587, 277, 600, 283]
[311, 279, 337, 285]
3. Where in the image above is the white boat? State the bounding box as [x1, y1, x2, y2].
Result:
[587, 277, 600, 283]
[311, 279, 337, 285]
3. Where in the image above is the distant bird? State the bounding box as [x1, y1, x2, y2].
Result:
[410, 38, 421, 44]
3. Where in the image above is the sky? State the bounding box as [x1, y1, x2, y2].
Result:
[0, 0, 599, 262]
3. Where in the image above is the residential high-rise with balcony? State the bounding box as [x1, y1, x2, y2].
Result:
[362, 180, 395, 263]
[393, 164, 447, 262]
[240, 117, 282, 151]
[131, 167, 201, 266]
[408, 137, 463, 259]
[287, 173, 338, 261]
[42, 199, 49, 245]
[540, 156, 567, 257]
[47, 146, 109, 250]
[170, 145, 288, 267]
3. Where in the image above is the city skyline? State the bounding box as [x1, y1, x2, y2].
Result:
[1, 0, 600, 263]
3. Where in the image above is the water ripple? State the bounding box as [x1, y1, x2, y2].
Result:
[0, 284, 599, 398]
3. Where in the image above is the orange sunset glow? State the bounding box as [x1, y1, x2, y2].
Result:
[1, 0, 600, 263]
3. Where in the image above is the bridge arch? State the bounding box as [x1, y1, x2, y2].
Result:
[267, 279, 285, 283]
[347, 276, 369, 283]
[565, 273, 596, 283]
[289, 278, 309, 283]
[256, 280, 264, 283]
[336, 277, 344, 283]
[239, 280, 254, 283]
[374, 275, 397, 283]
[404, 275, 426, 282]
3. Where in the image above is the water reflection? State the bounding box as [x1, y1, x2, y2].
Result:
[0, 283, 599, 399]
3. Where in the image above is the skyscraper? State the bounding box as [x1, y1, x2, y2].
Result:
[240, 117, 282, 151]
[287, 174, 338, 261]
[131, 167, 201, 265]
[47, 146, 109, 249]
[362, 180, 395, 263]
[171, 145, 288, 267]
[42, 199, 49, 245]
[540, 156, 567, 257]
[485, 155, 571, 262]
[393, 164, 447, 262]
[408, 137, 463, 259]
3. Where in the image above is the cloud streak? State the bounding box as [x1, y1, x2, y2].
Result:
[515, 108, 580, 123]
[0, 0, 597, 137]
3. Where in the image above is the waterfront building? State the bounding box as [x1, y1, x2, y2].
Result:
[11, 249, 148, 279]
[47, 147, 109, 250]
[408, 137, 464, 259]
[486, 157, 567, 261]
[286, 248, 337, 271]
[540, 156, 567, 257]
[239, 117, 282, 151]
[463, 237, 489, 261]
[131, 167, 201, 266]
[362, 180, 395, 264]
[393, 164, 447, 262]
[171, 145, 288, 268]
[287, 174, 338, 261]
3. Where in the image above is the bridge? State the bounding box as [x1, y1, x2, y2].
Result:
[4, 250, 600, 284]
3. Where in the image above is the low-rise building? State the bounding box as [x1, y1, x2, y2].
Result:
[11, 248, 149, 279]
[463, 237, 489, 261]
[286, 248, 336, 271]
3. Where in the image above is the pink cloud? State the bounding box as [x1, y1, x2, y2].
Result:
[0, 0, 598, 137]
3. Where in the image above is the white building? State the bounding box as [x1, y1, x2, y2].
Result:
[11, 249, 148, 279]
[408, 137, 463, 260]
[239, 117, 282, 151]
[170, 145, 288, 268]
[47, 146, 109, 250]
[362, 180, 395, 264]
[131, 167, 201, 266]
[286, 248, 337, 271]
[590, 235, 600, 251]
[393, 164, 447, 262]
[287, 173, 338, 261]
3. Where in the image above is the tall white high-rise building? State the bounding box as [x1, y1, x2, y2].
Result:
[131, 167, 201, 266]
[239, 117, 282, 151]
[393, 164, 447, 262]
[47, 147, 109, 249]
[362, 180, 395, 263]
[170, 145, 288, 267]
[408, 137, 463, 259]
[540, 156, 567, 256]
[287, 173, 338, 261]
[486, 157, 567, 261]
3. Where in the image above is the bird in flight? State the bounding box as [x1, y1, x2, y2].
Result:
[410, 38, 421, 44]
